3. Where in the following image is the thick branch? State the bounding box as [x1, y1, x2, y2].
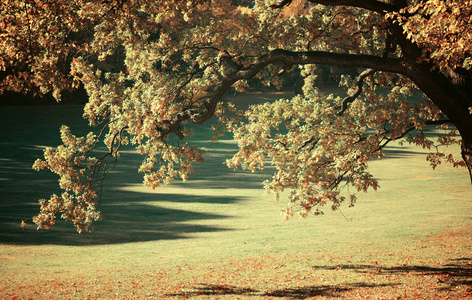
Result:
[404, 63, 472, 137]
[307, 0, 397, 14]
[190, 49, 407, 124]
[270, 0, 292, 9]
[257, 49, 406, 75]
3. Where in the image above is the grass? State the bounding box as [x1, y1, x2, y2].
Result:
[1, 92, 472, 299]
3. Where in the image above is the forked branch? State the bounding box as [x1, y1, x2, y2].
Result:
[337, 68, 375, 116]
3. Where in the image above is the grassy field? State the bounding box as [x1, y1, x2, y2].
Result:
[1, 92, 472, 299]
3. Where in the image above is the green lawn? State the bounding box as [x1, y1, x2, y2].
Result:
[1, 92, 471, 299]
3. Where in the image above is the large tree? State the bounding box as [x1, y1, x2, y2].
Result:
[2, 0, 471, 232]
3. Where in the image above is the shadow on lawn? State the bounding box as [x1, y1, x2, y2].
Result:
[381, 148, 428, 159]
[264, 283, 397, 298]
[0, 105, 261, 246]
[168, 282, 398, 299]
[310, 258, 472, 292]
[0, 145, 261, 246]
[0, 138, 241, 246]
[0, 191, 236, 246]
[167, 259, 472, 298]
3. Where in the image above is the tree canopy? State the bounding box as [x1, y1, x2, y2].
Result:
[2, 0, 471, 232]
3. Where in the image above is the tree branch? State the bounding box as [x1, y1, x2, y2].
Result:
[190, 49, 407, 124]
[270, 0, 292, 9]
[337, 68, 375, 116]
[306, 0, 398, 14]
[264, 49, 406, 74]
[336, 31, 395, 116]
[375, 119, 452, 152]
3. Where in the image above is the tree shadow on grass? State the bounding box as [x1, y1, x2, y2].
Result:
[380, 148, 429, 160]
[442, 258, 472, 289]
[177, 284, 257, 297]
[0, 106, 258, 246]
[167, 282, 398, 299]
[166, 258, 471, 299]
[311, 258, 472, 292]
[0, 189, 239, 246]
[263, 283, 398, 299]
[0, 139, 242, 245]
[0, 144, 251, 246]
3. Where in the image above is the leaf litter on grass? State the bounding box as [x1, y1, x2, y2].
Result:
[2, 227, 472, 299]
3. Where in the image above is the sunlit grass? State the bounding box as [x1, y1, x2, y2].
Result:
[1, 92, 471, 299]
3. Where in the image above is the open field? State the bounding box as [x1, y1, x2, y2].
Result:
[1, 92, 472, 299]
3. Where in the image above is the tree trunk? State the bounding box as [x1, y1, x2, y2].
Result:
[403, 63, 472, 184]
[385, 18, 472, 184]
[462, 137, 472, 184]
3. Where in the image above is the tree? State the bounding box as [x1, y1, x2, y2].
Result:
[2, 0, 471, 232]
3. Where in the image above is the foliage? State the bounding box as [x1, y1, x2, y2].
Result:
[388, 0, 472, 71]
[1, 0, 471, 232]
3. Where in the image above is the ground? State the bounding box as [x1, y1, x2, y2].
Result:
[0, 92, 471, 299]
